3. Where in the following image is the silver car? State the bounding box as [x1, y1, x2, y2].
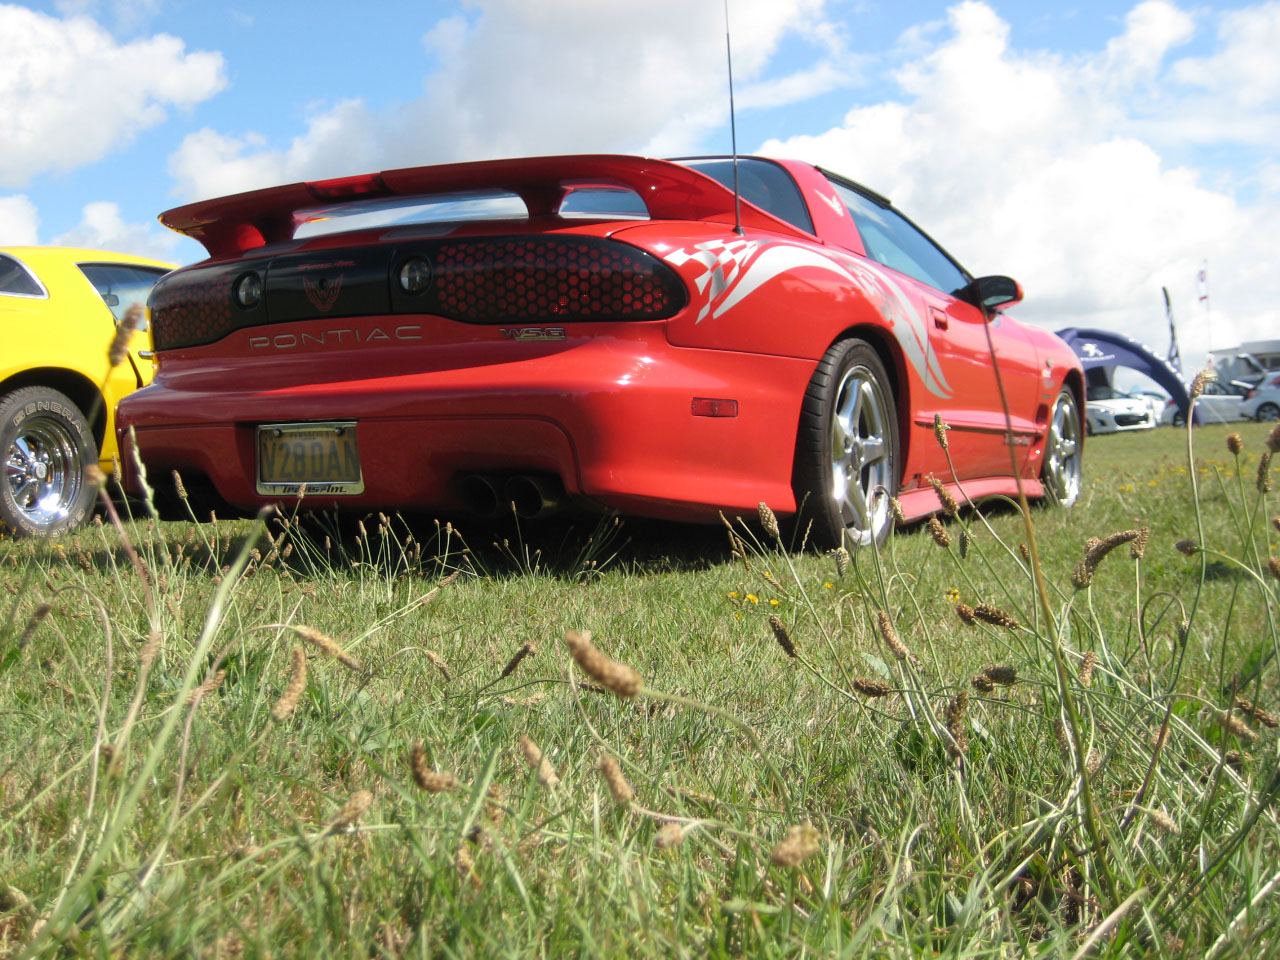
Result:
[1242, 374, 1280, 422]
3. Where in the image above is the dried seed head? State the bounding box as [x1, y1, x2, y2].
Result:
[483, 783, 506, 828]
[186, 668, 226, 707]
[770, 822, 820, 867]
[1259, 451, 1273, 493]
[438, 569, 461, 587]
[852, 676, 891, 697]
[424, 649, 451, 681]
[1130, 526, 1149, 560]
[1147, 809, 1180, 835]
[971, 673, 995, 693]
[889, 497, 906, 526]
[288, 625, 362, 672]
[927, 516, 951, 548]
[1072, 529, 1145, 588]
[933, 413, 950, 450]
[328, 789, 373, 833]
[955, 602, 976, 626]
[107, 303, 146, 367]
[982, 664, 1018, 686]
[757, 501, 781, 540]
[1019, 542, 1030, 563]
[876, 610, 910, 662]
[833, 546, 851, 578]
[1252, 706, 1279, 729]
[1217, 710, 1259, 743]
[769, 614, 797, 658]
[927, 474, 959, 517]
[84, 464, 106, 489]
[654, 823, 685, 849]
[498, 641, 537, 680]
[1079, 651, 1098, 688]
[1190, 368, 1215, 398]
[1268, 557, 1280, 583]
[1273, 517, 1280, 535]
[1175, 538, 1199, 557]
[171, 470, 189, 500]
[958, 528, 972, 559]
[597, 755, 634, 807]
[455, 842, 476, 882]
[517, 735, 560, 788]
[1085, 749, 1102, 775]
[974, 603, 1019, 629]
[1269, 421, 1280, 453]
[564, 630, 643, 698]
[1227, 433, 1244, 455]
[17, 601, 53, 650]
[945, 690, 969, 757]
[409, 742, 458, 793]
[271, 647, 308, 722]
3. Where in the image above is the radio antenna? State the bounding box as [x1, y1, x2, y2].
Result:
[724, 0, 743, 236]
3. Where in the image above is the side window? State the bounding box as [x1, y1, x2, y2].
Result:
[678, 158, 815, 234]
[76, 263, 170, 325]
[0, 254, 46, 297]
[827, 180, 969, 296]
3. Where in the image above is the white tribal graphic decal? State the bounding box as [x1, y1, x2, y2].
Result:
[664, 239, 953, 399]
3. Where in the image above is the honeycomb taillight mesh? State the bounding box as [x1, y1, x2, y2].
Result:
[149, 262, 247, 351]
[432, 238, 682, 322]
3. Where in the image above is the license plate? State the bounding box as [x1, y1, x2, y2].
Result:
[256, 421, 364, 496]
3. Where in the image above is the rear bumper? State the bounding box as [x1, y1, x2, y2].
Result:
[116, 328, 813, 523]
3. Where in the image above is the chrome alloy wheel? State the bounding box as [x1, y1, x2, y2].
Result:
[830, 363, 893, 546]
[1041, 389, 1082, 507]
[5, 412, 86, 530]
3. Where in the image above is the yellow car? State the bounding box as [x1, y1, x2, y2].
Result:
[2, 246, 175, 536]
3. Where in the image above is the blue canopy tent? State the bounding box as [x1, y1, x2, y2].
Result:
[1054, 327, 1194, 425]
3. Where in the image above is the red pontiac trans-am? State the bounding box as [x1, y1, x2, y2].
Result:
[117, 154, 1084, 548]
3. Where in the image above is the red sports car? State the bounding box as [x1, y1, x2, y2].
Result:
[117, 154, 1083, 548]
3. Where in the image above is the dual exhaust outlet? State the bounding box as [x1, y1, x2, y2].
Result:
[460, 473, 564, 520]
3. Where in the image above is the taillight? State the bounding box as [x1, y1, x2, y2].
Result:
[1246, 389, 1257, 400]
[427, 237, 684, 323]
[306, 174, 390, 202]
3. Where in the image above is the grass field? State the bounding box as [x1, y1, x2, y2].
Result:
[2, 418, 1279, 957]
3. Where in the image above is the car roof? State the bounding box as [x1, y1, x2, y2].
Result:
[0, 245, 176, 271]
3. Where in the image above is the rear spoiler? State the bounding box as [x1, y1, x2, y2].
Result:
[159, 154, 812, 259]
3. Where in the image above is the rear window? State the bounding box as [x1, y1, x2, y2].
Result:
[295, 191, 530, 239]
[295, 186, 652, 239]
[77, 263, 170, 325]
[0, 254, 45, 298]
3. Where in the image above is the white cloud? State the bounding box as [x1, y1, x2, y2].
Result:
[0, 3, 226, 188]
[166, 0, 848, 199]
[51, 200, 180, 261]
[0, 194, 39, 245]
[761, 1, 1280, 371]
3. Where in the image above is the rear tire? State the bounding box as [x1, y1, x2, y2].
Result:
[1040, 387, 1082, 507]
[1256, 402, 1279, 422]
[1, 386, 99, 537]
[793, 339, 899, 550]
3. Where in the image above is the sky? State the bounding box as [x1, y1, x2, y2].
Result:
[2, 0, 1277, 380]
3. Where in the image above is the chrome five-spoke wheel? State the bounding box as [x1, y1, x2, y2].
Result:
[1, 387, 98, 537]
[1041, 388, 1082, 507]
[796, 338, 899, 550]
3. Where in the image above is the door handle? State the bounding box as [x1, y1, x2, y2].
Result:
[931, 307, 949, 330]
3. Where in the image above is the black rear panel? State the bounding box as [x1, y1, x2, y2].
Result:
[149, 235, 686, 351]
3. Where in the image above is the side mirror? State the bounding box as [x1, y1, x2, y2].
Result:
[965, 275, 1022, 314]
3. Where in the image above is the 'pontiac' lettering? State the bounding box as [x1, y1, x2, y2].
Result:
[247, 325, 424, 350]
